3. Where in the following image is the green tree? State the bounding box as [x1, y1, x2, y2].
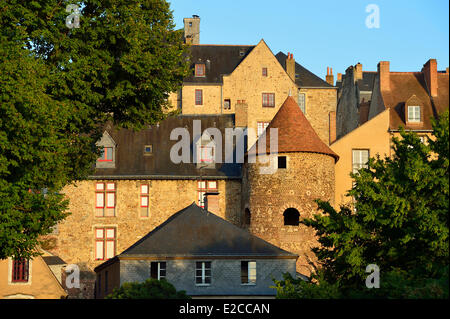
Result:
[275, 111, 449, 298]
[0, 0, 189, 259]
[105, 278, 190, 299]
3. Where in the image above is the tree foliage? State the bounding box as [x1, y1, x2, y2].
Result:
[275, 111, 449, 298]
[0, 0, 189, 259]
[105, 278, 190, 299]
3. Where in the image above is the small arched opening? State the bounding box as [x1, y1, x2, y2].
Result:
[283, 208, 300, 226]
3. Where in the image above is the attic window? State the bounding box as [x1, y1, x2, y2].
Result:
[144, 145, 153, 155]
[195, 64, 205, 77]
[98, 147, 113, 162]
[239, 49, 245, 56]
[407, 106, 421, 123]
[262, 67, 268, 77]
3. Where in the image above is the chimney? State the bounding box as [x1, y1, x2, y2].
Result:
[422, 59, 438, 97]
[329, 111, 336, 144]
[337, 73, 342, 82]
[326, 67, 334, 86]
[355, 63, 363, 81]
[286, 53, 296, 81]
[378, 61, 390, 92]
[183, 15, 200, 45]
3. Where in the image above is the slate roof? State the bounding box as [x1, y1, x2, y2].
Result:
[357, 72, 377, 92]
[42, 256, 67, 266]
[92, 114, 241, 179]
[275, 52, 334, 88]
[184, 45, 255, 83]
[248, 96, 339, 161]
[98, 203, 297, 264]
[380, 72, 449, 131]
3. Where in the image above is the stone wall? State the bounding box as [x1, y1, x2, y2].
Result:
[45, 178, 241, 298]
[243, 152, 335, 276]
[299, 88, 337, 145]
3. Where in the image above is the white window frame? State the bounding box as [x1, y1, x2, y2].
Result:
[241, 261, 257, 285]
[257, 122, 270, 137]
[195, 261, 211, 286]
[298, 93, 306, 114]
[151, 262, 166, 280]
[407, 105, 421, 123]
[352, 149, 369, 174]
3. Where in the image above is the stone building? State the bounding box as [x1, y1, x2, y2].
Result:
[169, 15, 337, 148]
[242, 97, 338, 275]
[332, 59, 449, 207]
[40, 16, 352, 299]
[94, 203, 297, 298]
[0, 250, 67, 299]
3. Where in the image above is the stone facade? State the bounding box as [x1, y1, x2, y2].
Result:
[177, 40, 337, 147]
[44, 178, 241, 298]
[95, 257, 296, 298]
[242, 152, 335, 275]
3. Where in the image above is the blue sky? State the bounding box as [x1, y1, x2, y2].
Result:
[168, 0, 449, 79]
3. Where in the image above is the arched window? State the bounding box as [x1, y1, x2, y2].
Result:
[243, 208, 251, 228]
[283, 208, 300, 226]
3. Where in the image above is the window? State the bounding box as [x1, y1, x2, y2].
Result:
[95, 227, 116, 260]
[283, 208, 300, 226]
[239, 49, 245, 56]
[195, 261, 211, 285]
[140, 184, 149, 217]
[195, 64, 205, 77]
[257, 122, 270, 137]
[262, 93, 275, 107]
[195, 89, 203, 105]
[241, 261, 256, 285]
[95, 183, 116, 217]
[98, 147, 113, 162]
[144, 145, 152, 155]
[298, 93, 306, 114]
[198, 181, 217, 208]
[262, 67, 268, 77]
[200, 145, 214, 163]
[408, 106, 421, 123]
[150, 262, 166, 280]
[224, 99, 231, 110]
[12, 259, 29, 283]
[278, 156, 287, 169]
[352, 149, 369, 174]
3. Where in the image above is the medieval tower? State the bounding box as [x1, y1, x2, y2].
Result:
[242, 96, 339, 275]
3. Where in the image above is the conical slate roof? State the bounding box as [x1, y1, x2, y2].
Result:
[248, 96, 339, 161]
[118, 203, 297, 258]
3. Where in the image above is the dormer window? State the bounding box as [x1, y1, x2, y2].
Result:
[407, 105, 421, 123]
[195, 63, 205, 77]
[98, 147, 113, 162]
[96, 131, 116, 169]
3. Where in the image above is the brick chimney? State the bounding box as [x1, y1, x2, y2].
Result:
[286, 53, 296, 81]
[337, 73, 342, 82]
[355, 63, 363, 81]
[326, 67, 334, 86]
[378, 61, 390, 92]
[329, 111, 336, 144]
[422, 59, 438, 97]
